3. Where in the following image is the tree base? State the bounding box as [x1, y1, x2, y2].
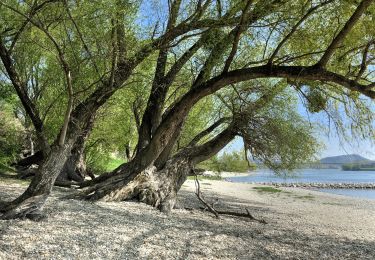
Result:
[0, 194, 48, 220]
[77, 156, 192, 214]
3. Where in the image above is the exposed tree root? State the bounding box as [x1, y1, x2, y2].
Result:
[0, 194, 48, 221]
[54, 180, 81, 188]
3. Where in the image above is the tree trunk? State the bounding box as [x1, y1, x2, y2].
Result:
[14, 118, 95, 183]
[0, 144, 73, 220]
[58, 130, 92, 182]
[57, 151, 85, 183]
[78, 122, 236, 214]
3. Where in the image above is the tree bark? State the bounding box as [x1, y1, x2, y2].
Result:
[14, 116, 95, 182]
[78, 153, 191, 214]
[58, 118, 94, 182]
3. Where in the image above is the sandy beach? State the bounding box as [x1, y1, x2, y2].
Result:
[0, 179, 374, 259]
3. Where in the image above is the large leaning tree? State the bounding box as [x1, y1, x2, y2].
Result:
[0, 0, 374, 220]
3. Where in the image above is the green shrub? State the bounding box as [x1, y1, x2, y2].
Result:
[198, 151, 256, 173]
[0, 99, 24, 164]
[85, 142, 126, 174]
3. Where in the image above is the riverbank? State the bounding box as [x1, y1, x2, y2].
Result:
[1, 180, 374, 259]
[235, 181, 375, 189]
[202, 170, 252, 178]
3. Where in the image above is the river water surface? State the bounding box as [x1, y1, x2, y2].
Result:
[227, 169, 375, 199]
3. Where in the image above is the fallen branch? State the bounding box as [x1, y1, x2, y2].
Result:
[192, 168, 267, 223]
[217, 208, 267, 224]
[194, 173, 220, 218]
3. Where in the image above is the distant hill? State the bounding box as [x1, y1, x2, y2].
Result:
[320, 154, 372, 164]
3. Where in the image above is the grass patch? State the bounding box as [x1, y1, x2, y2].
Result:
[0, 163, 17, 173]
[296, 195, 315, 200]
[253, 186, 283, 193]
[105, 158, 126, 171]
[323, 202, 342, 206]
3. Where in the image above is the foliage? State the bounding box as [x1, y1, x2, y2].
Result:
[199, 151, 255, 173]
[85, 141, 126, 174]
[0, 89, 24, 164]
[306, 88, 328, 113]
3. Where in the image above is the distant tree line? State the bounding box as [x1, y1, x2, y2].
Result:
[342, 163, 375, 171]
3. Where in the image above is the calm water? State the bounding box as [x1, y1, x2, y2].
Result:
[227, 169, 375, 199]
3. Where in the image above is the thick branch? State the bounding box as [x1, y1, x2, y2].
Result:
[188, 117, 230, 147]
[188, 124, 236, 165]
[136, 0, 183, 150]
[140, 64, 373, 175]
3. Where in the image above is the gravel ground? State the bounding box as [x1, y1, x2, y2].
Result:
[0, 180, 375, 259]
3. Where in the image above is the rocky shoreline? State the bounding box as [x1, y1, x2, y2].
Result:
[241, 181, 375, 189]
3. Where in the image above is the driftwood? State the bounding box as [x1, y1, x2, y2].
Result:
[194, 174, 220, 218]
[193, 170, 267, 224]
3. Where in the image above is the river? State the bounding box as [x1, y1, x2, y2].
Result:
[227, 169, 375, 199]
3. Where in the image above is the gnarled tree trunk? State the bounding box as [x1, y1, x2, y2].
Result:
[57, 119, 95, 182]
[78, 153, 192, 213]
[14, 119, 95, 183]
[77, 123, 235, 214]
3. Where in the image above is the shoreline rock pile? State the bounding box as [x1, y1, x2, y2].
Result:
[246, 182, 375, 189]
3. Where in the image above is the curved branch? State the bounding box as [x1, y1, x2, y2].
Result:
[142, 63, 373, 174]
[188, 117, 230, 147]
[1, 2, 74, 146]
[188, 125, 236, 165]
[356, 40, 374, 81]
